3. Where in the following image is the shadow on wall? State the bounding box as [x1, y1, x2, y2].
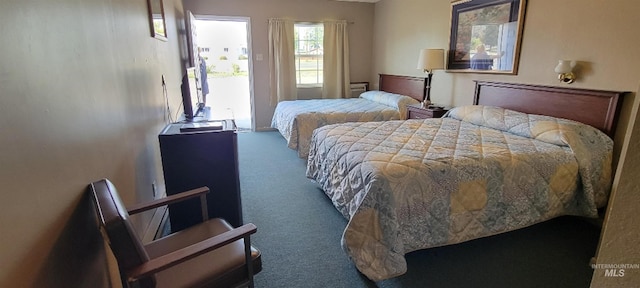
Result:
[32, 191, 111, 288]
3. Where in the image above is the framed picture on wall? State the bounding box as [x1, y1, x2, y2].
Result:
[448, 0, 527, 74]
[147, 0, 168, 41]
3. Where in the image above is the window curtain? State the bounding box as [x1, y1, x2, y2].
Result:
[322, 20, 350, 99]
[268, 18, 297, 106]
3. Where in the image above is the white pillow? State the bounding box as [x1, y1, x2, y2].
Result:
[447, 105, 609, 147]
[359, 90, 419, 111]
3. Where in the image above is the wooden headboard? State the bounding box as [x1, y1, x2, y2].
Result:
[379, 74, 427, 102]
[474, 81, 626, 137]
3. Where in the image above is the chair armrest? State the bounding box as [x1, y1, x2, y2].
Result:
[127, 186, 209, 215]
[126, 223, 258, 281]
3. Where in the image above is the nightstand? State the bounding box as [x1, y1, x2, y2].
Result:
[406, 104, 449, 119]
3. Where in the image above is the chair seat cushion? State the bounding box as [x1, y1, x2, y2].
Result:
[144, 218, 262, 288]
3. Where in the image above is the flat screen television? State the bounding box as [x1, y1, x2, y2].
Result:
[180, 67, 204, 121]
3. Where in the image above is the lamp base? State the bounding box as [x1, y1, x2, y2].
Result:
[424, 71, 433, 102]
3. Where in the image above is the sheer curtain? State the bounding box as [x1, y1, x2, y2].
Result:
[322, 20, 350, 99]
[268, 18, 297, 105]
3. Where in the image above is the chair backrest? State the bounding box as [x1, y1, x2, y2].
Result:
[89, 179, 155, 286]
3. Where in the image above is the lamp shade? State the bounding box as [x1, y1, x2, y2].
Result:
[417, 49, 445, 71]
[554, 60, 573, 73]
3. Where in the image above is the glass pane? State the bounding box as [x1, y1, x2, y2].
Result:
[294, 24, 323, 85]
[300, 70, 318, 84]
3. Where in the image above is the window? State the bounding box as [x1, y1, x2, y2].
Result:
[294, 23, 323, 86]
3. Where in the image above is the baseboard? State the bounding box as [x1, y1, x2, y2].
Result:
[155, 208, 171, 239]
[142, 206, 168, 243]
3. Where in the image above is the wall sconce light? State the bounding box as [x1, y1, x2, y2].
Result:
[417, 48, 445, 104]
[554, 60, 576, 84]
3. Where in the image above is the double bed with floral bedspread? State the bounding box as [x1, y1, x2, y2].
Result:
[304, 81, 624, 281]
[271, 91, 419, 158]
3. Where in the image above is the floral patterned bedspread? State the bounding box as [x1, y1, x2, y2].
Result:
[306, 105, 613, 281]
[271, 92, 418, 158]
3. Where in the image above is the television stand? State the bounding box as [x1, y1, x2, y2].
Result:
[158, 119, 242, 232]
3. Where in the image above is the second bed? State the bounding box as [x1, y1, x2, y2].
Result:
[271, 74, 426, 158]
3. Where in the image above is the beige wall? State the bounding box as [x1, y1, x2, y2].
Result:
[372, 0, 640, 286]
[591, 82, 640, 286]
[183, 0, 375, 130]
[372, 0, 640, 103]
[0, 0, 186, 286]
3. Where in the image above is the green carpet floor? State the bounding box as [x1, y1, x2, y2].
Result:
[236, 131, 600, 288]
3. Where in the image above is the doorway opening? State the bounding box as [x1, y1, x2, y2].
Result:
[195, 17, 253, 130]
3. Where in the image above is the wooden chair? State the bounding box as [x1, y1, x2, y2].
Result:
[89, 179, 261, 288]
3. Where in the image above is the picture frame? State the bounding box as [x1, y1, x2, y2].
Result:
[447, 0, 527, 74]
[147, 0, 168, 41]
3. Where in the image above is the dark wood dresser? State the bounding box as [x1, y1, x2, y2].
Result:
[158, 119, 242, 232]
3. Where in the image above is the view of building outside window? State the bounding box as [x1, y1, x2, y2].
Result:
[294, 24, 323, 86]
